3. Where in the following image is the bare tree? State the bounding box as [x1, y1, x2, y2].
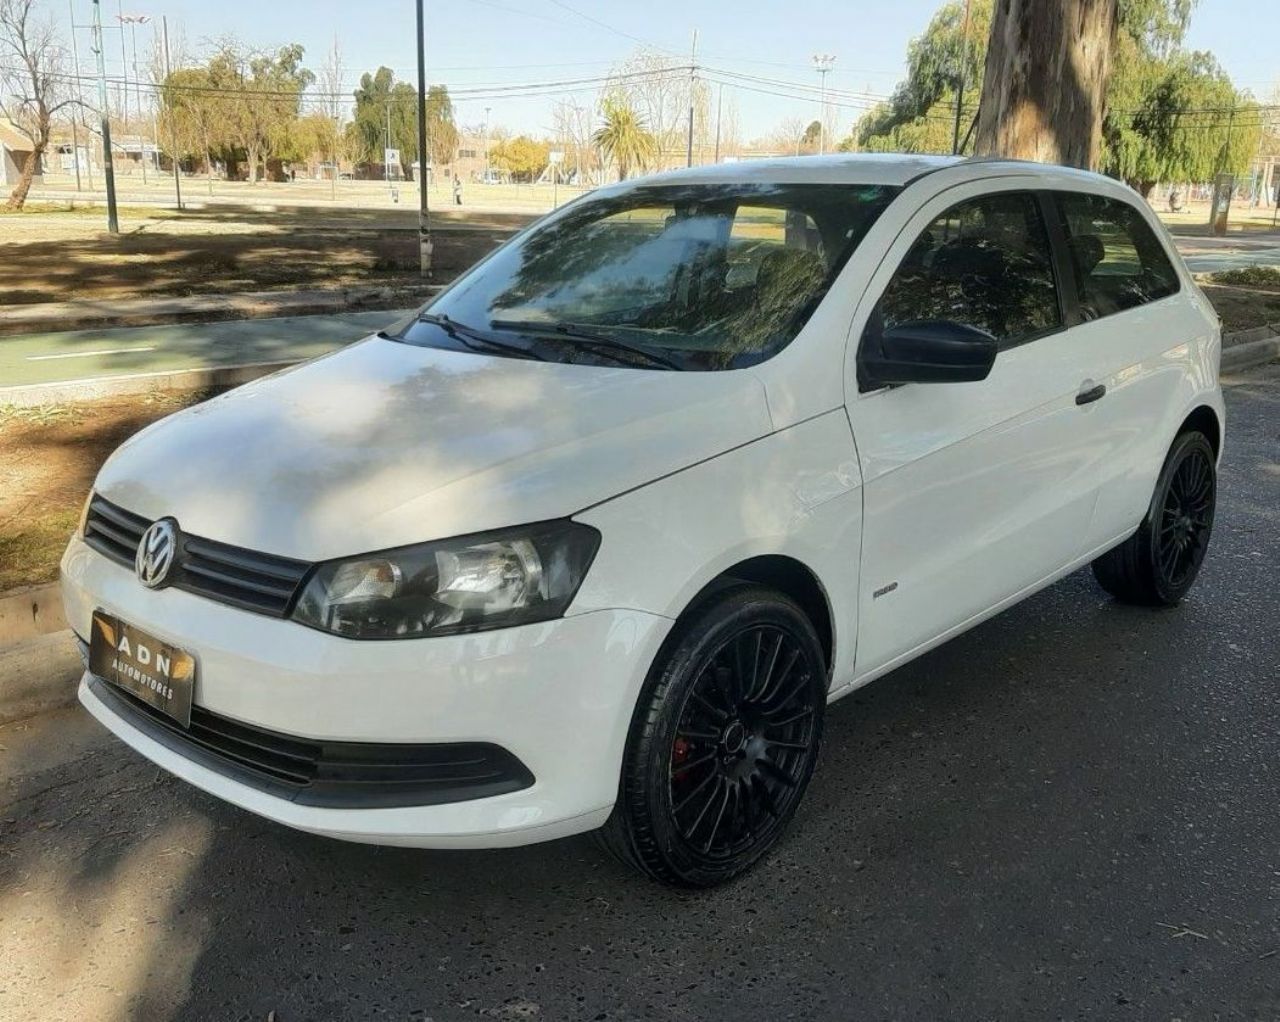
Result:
[757, 116, 809, 156]
[1, 0, 75, 210]
[974, 0, 1118, 169]
[608, 49, 708, 167]
[317, 37, 345, 124]
[717, 93, 742, 160]
[552, 97, 597, 185]
[314, 37, 344, 188]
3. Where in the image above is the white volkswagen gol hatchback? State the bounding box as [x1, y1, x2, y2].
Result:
[63, 155, 1224, 887]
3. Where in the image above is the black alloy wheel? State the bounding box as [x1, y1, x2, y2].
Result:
[1155, 441, 1215, 589]
[599, 586, 826, 887]
[1092, 430, 1217, 606]
[667, 624, 818, 860]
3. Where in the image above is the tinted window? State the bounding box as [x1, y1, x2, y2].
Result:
[399, 183, 899, 371]
[875, 192, 1061, 347]
[1056, 192, 1179, 319]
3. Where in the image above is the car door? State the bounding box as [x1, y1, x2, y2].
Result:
[844, 181, 1107, 679]
[1048, 189, 1194, 552]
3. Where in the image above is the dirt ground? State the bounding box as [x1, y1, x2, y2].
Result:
[0, 392, 212, 592]
[1201, 282, 1280, 331]
[0, 205, 528, 305]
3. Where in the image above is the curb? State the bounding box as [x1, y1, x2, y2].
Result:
[0, 358, 299, 408]
[0, 630, 83, 725]
[1222, 334, 1280, 373]
[0, 583, 67, 645]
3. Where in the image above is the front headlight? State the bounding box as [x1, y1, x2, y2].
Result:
[290, 521, 600, 639]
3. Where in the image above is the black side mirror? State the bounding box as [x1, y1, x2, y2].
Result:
[859, 319, 998, 389]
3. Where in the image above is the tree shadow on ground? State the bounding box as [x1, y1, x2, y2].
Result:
[0, 227, 510, 306]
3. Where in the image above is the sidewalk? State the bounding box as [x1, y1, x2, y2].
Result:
[0, 308, 414, 396]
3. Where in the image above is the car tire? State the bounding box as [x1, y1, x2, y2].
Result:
[1091, 430, 1217, 606]
[598, 585, 827, 888]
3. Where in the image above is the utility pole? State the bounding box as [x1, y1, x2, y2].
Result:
[812, 54, 835, 155]
[713, 83, 723, 164]
[67, 0, 83, 191]
[91, 0, 119, 233]
[162, 15, 181, 209]
[686, 28, 698, 167]
[415, 0, 432, 275]
[952, 0, 973, 154]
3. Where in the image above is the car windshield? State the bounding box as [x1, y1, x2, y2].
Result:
[395, 182, 900, 371]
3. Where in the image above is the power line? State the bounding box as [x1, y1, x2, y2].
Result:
[546, 0, 681, 58]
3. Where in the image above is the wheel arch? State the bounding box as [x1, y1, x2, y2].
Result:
[1178, 404, 1221, 459]
[677, 554, 835, 676]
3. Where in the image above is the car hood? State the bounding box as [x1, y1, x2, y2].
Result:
[93, 336, 773, 561]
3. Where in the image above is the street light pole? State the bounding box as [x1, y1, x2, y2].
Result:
[91, 0, 119, 233]
[117, 14, 149, 182]
[415, 0, 432, 275]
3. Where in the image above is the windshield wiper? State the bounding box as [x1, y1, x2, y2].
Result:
[489, 319, 682, 371]
[417, 313, 546, 361]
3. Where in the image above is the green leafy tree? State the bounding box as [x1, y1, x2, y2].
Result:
[158, 65, 223, 191]
[849, 0, 991, 153]
[352, 67, 417, 177]
[1102, 25, 1258, 192]
[350, 69, 455, 180]
[289, 111, 342, 175]
[207, 42, 313, 183]
[490, 134, 550, 182]
[853, 0, 1258, 189]
[592, 96, 657, 180]
[426, 84, 458, 171]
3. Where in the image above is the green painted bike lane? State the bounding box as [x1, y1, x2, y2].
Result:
[0, 309, 415, 391]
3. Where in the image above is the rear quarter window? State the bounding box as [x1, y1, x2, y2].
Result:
[1055, 192, 1179, 321]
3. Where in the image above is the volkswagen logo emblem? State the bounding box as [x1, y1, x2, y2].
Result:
[135, 518, 179, 589]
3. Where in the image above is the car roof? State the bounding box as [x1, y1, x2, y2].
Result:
[597, 153, 1121, 193]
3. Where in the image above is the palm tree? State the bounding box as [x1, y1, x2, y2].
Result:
[592, 97, 657, 181]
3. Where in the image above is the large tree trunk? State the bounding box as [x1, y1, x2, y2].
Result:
[4, 141, 43, 211]
[974, 0, 1117, 170]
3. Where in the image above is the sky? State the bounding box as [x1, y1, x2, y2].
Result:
[75, 0, 1279, 141]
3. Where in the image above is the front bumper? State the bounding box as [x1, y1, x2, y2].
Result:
[63, 537, 672, 848]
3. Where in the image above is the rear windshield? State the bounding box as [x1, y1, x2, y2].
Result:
[397, 182, 900, 371]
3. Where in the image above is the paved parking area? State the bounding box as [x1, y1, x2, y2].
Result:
[2, 364, 1277, 1021]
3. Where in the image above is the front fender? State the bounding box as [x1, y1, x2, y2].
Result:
[569, 409, 864, 690]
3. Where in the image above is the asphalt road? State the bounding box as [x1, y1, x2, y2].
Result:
[2, 364, 1278, 1021]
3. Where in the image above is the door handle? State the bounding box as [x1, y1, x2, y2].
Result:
[1075, 382, 1107, 406]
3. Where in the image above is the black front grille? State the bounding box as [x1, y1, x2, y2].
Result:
[89, 674, 536, 809]
[83, 494, 311, 618]
[84, 496, 148, 564]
